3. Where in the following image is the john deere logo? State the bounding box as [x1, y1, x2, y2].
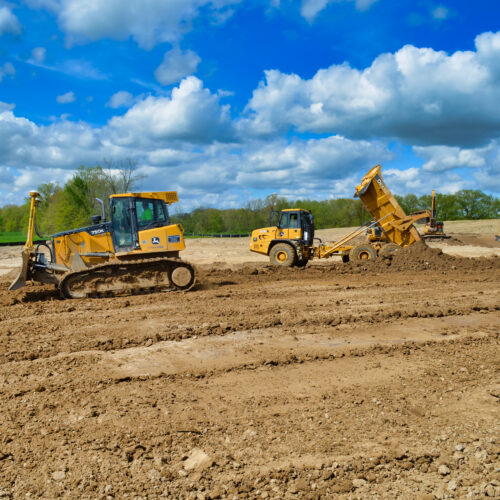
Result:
[151, 237, 160, 245]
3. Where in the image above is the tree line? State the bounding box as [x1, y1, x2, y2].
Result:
[0, 164, 499, 237]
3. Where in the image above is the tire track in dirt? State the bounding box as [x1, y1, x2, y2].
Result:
[0, 263, 498, 363]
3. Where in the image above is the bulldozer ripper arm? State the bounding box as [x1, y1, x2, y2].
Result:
[8, 191, 40, 292]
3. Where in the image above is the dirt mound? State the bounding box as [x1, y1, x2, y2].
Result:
[391, 240, 456, 268]
[389, 240, 497, 271]
[330, 240, 499, 274]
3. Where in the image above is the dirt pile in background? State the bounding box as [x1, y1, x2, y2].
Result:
[387, 240, 470, 270]
[331, 240, 497, 274]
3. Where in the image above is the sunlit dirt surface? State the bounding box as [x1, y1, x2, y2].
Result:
[0, 228, 499, 499]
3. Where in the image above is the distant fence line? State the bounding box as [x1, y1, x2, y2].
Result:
[184, 233, 251, 238]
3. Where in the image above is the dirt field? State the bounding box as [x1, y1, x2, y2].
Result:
[0, 222, 499, 499]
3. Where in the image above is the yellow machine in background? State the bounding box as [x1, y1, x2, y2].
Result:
[10, 191, 195, 298]
[250, 165, 432, 266]
[423, 190, 448, 238]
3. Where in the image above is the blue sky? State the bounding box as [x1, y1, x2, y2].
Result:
[0, 0, 499, 210]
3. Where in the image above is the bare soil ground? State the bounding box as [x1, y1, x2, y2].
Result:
[0, 221, 499, 499]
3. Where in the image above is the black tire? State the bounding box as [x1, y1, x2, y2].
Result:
[349, 244, 375, 262]
[296, 258, 309, 268]
[270, 243, 297, 267]
[379, 242, 400, 259]
[342, 254, 350, 263]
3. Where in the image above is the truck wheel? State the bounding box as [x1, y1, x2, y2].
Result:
[296, 258, 309, 268]
[270, 243, 296, 267]
[379, 242, 400, 259]
[349, 244, 375, 262]
[342, 254, 350, 263]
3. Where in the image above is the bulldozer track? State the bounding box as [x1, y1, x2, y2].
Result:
[59, 257, 195, 299]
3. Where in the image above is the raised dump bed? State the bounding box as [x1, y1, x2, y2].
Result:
[355, 165, 423, 247]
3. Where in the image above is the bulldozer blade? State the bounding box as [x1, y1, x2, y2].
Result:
[8, 249, 30, 291]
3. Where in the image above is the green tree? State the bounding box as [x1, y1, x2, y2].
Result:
[395, 194, 426, 214]
[454, 190, 500, 219]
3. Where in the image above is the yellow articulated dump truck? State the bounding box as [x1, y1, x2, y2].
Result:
[250, 165, 432, 267]
[10, 191, 195, 298]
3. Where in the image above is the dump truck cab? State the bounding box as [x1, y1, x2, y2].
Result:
[273, 208, 314, 246]
[250, 208, 315, 265]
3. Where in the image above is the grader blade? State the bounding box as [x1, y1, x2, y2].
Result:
[8, 249, 31, 291]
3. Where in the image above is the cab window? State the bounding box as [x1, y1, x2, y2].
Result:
[278, 212, 288, 229]
[111, 198, 134, 249]
[279, 212, 300, 229]
[136, 198, 168, 228]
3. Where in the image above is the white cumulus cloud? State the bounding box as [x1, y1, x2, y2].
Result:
[0, 92, 397, 208]
[412, 140, 500, 194]
[383, 167, 470, 195]
[2, 29, 500, 208]
[414, 144, 489, 172]
[30, 0, 241, 49]
[243, 31, 500, 147]
[0, 107, 105, 170]
[30, 46, 47, 63]
[154, 47, 201, 86]
[107, 76, 234, 146]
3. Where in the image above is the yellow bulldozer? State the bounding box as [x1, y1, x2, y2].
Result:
[250, 165, 432, 267]
[9, 191, 195, 298]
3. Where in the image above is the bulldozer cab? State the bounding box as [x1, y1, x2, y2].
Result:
[110, 196, 170, 252]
